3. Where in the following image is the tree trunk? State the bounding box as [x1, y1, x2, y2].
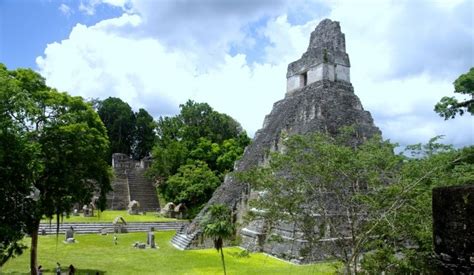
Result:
[353, 253, 358, 274]
[30, 219, 40, 275]
[345, 263, 351, 275]
[220, 247, 227, 275]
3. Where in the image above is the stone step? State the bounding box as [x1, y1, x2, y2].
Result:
[127, 170, 160, 212]
[38, 221, 189, 235]
[39, 222, 186, 227]
[170, 233, 197, 250]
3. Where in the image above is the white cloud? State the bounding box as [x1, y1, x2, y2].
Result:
[59, 3, 73, 16]
[78, 0, 130, 15]
[326, 0, 473, 80]
[78, 0, 98, 15]
[36, 14, 286, 132]
[125, 0, 289, 70]
[37, 0, 473, 148]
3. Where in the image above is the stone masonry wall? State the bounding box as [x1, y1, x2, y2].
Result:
[433, 185, 474, 274]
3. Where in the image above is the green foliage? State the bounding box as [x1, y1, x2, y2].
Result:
[201, 204, 236, 275]
[150, 140, 189, 181]
[161, 161, 220, 216]
[435, 67, 474, 119]
[0, 115, 40, 266]
[133, 108, 156, 159]
[216, 138, 247, 173]
[201, 204, 235, 249]
[239, 129, 474, 273]
[97, 99, 156, 161]
[149, 100, 250, 216]
[0, 64, 111, 271]
[97, 97, 136, 160]
[179, 100, 242, 145]
[239, 127, 401, 274]
[0, 64, 44, 266]
[362, 139, 474, 273]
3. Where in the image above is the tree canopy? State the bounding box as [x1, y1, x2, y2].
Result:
[162, 161, 221, 217]
[0, 64, 111, 273]
[133, 108, 156, 160]
[97, 97, 136, 160]
[434, 67, 474, 119]
[362, 139, 474, 273]
[97, 98, 156, 161]
[0, 66, 42, 265]
[239, 128, 401, 274]
[240, 128, 473, 273]
[148, 100, 250, 216]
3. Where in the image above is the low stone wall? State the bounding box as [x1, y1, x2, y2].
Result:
[38, 221, 189, 235]
[432, 184, 474, 273]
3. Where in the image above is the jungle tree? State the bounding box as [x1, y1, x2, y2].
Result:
[435, 67, 474, 119]
[0, 64, 111, 274]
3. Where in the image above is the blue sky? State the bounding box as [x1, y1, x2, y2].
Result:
[1, 0, 473, 147]
[0, 0, 123, 69]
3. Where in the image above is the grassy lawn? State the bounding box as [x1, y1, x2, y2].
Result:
[41, 210, 180, 223]
[1, 231, 338, 274]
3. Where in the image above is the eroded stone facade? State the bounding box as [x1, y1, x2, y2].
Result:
[286, 19, 350, 95]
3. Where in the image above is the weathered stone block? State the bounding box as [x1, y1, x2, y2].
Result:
[433, 184, 474, 273]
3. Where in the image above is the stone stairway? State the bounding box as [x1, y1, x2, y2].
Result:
[106, 170, 130, 210]
[128, 168, 160, 212]
[170, 225, 199, 250]
[171, 233, 197, 250]
[38, 221, 188, 235]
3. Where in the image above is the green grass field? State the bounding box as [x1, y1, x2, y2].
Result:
[1, 231, 338, 274]
[41, 210, 179, 223]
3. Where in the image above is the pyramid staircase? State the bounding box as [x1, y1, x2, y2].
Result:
[128, 168, 160, 212]
[170, 225, 199, 250]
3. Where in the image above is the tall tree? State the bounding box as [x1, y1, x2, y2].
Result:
[162, 161, 221, 217]
[240, 128, 401, 274]
[0, 64, 111, 274]
[133, 108, 156, 159]
[0, 65, 42, 266]
[97, 97, 136, 161]
[362, 139, 474, 273]
[150, 100, 249, 178]
[200, 204, 235, 275]
[148, 100, 250, 216]
[435, 67, 474, 119]
[179, 100, 242, 146]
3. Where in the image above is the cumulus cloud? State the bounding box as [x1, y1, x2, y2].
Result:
[37, 0, 473, 148]
[386, 0, 473, 79]
[327, 0, 473, 81]
[125, 0, 290, 69]
[36, 14, 286, 133]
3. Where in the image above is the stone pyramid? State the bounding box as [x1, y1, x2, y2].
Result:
[171, 19, 381, 262]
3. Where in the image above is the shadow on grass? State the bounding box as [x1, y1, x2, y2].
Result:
[0, 268, 107, 274]
[74, 269, 107, 275]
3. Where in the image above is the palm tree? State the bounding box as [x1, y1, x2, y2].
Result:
[201, 204, 235, 275]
